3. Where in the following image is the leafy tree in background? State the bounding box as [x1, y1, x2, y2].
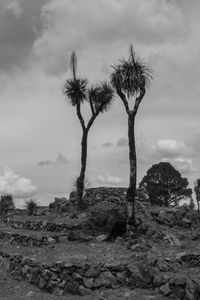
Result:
[111, 45, 152, 227]
[0, 194, 15, 218]
[139, 162, 192, 206]
[64, 51, 114, 209]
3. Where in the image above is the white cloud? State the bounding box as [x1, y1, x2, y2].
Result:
[0, 165, 37, 198]
[162, 157, 195, 174]
[154, 139, 186, 156]
[97, 173, 123, 185]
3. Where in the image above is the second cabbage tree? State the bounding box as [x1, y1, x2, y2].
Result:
[111, 45, 153, 227]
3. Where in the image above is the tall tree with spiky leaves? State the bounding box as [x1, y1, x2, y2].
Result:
[64, 51, 114, 209]
[111, 45, 153, 228]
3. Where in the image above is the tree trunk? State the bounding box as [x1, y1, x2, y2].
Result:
[76, 129, 88, 209]
[127, 113, 136, 227]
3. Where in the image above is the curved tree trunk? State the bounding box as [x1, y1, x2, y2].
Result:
[127, 113, 136, 227]
[76, 129, 88, 209]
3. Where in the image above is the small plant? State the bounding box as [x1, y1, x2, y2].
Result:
[0, 194, 15, 218]
[72, 176, 90, 194]
[188, 197, 195, 210]
[25, 199, 38, 216]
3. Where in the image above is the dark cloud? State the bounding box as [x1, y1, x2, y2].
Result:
[37, 152, 69, 167]
[38, 160, 51, 166]
[0, 0, 47, 73]
[116, 138, 128, 148]
[56, 152, 69, 165]
[32, 0, 188, 75]
[102, 142, 113, 148]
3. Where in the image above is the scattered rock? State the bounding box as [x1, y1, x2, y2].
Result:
[94, 271, 118, 288]
[83, 277, 94, 289]
[26, 291, 34, 297]
[85, 264, 102, 278]
[79, 285, 93, 296]
[159, 282, 172, 296]
[181, 217, 192, 227]
[96, 235, 108, 242]
[128, 261, 152, 288]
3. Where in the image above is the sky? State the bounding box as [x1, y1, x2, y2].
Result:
[0, 0, 200, 207]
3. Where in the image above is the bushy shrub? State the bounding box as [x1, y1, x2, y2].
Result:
[0, 194, 15, 217]
[194, 179, 200, 211]
[188, 197, 195, 210]
[25, 199, 38, 216]
[140, 162, 192, 206]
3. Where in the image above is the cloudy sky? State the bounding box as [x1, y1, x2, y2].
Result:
[0, 0, 200, 207]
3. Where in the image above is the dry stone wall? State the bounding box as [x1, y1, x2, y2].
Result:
[0, 219, 82, 232]
[0, 230, 59, 246]
[0, 250, 200, 298]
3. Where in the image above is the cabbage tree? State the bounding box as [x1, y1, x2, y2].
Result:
[64, 52, 114, 208]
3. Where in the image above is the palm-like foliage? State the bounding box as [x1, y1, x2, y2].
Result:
[64, 78, 88, 106]
[89, 82, 114, 113]
[111, 45, 152, 98]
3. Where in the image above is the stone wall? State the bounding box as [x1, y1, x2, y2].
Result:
[69, 187, 149, 207]
[0, 230, 59, 247]
[0, 250, 200, 298]
[0, 219, 82, 232]
[4, 253, 131, 296]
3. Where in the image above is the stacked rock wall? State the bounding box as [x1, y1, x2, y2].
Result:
[1, 251, 200, 298]
[0, 219, 82, 232]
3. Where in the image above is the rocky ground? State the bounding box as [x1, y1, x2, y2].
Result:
[0, 187, 200, 299]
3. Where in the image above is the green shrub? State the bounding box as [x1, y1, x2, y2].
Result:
[0, 194, 15, 217]
[25, 199, 38, 216]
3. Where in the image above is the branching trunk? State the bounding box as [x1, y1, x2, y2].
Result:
[127, 112, 137, 227]
[76, 129, 88, 209]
